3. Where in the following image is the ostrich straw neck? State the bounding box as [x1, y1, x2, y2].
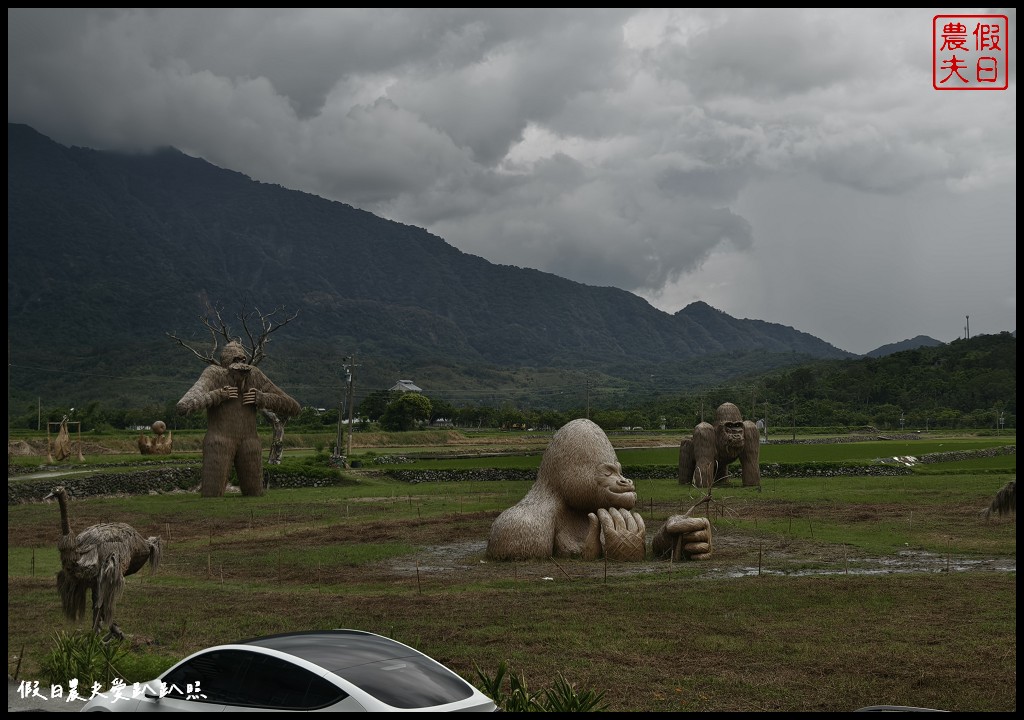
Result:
[57, 491, 72, 536]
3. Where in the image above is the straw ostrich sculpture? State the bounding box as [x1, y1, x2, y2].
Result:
[982, 480, 1016, 519]
[45, 486, 163, 641]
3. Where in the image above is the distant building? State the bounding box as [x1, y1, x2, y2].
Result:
[390, 379, 422, 393]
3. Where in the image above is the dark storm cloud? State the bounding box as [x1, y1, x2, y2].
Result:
[7, 8, 1015, 353]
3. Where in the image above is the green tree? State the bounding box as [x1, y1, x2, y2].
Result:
[497, 404, 528, 430]
[428, 397, 457, 425]
[293, 406, 324, 429]
[535, 410, 568, 430]
[380, 393, 432, 431]
[873, 403, 903, 430]
[357, 390, 398, 422]
[455, 405, 498, 428]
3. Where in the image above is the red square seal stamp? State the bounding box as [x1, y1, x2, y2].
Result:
[933, 14, 1009, 90]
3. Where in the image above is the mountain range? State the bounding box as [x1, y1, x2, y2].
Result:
[864, 335, 945, 359]
[6, 123, 943, 412]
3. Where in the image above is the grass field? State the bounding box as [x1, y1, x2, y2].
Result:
[6, 431, 1016, 712]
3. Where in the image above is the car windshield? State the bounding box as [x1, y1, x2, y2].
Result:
[338, 655, 474, 709]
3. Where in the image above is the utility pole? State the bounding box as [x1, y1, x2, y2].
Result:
[335, 395, 343, 458]
[346, 356, 356, 460]
[764, 399, 768, 440]
[336, 356, 353, 465]
[791, 396, 796, 442]
[966, 315, 970, 340]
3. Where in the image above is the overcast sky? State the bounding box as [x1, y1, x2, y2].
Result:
[7, 8, 1016, 355]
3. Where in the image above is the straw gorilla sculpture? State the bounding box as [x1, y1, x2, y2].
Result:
[137, 420, 173, 455]
[486, 419, 646, 562]
[679, 402, 761, 488]
[487, 418, 716, 563]
[176, 341, 300, 497]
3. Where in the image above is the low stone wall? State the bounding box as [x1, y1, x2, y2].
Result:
[7, 458, 197, 476]
[764, 433, 926, 444]
[8, 467, 202, 505]
[7, 466, 353, 504]
[917, 445, 1015, 463]
[383, 468, 537, 484]
[630, 464, 916, 479]
[264, 469, 357, 490]
[381, 462, 916, 485]
[759, 464, 912, 478]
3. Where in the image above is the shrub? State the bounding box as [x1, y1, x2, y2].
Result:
[475, 660, 609, 712]
[39, 630, 129, 693]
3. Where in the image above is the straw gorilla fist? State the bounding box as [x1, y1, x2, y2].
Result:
[652, 515, 713, 561]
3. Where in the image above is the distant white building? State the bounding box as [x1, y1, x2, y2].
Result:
[390, 379, 422, 393]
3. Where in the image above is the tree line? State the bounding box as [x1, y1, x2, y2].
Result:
[8, 332, 1015, 435]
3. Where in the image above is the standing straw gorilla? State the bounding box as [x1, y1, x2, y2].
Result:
[177, 340, 300, 497]
[679, 402, 761, 488]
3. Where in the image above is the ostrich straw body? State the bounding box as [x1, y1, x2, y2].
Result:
[48, 487, 162, 640]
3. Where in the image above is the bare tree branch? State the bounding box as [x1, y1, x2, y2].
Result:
[246, 306, 299, 366]
[202, 306, 232, 347]
[165, 326, 221, 365]
[167, 304, 298, 367]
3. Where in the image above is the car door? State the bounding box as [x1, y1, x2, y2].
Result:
[218, 651, 352, 712]
[133, 647, 248, 712]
